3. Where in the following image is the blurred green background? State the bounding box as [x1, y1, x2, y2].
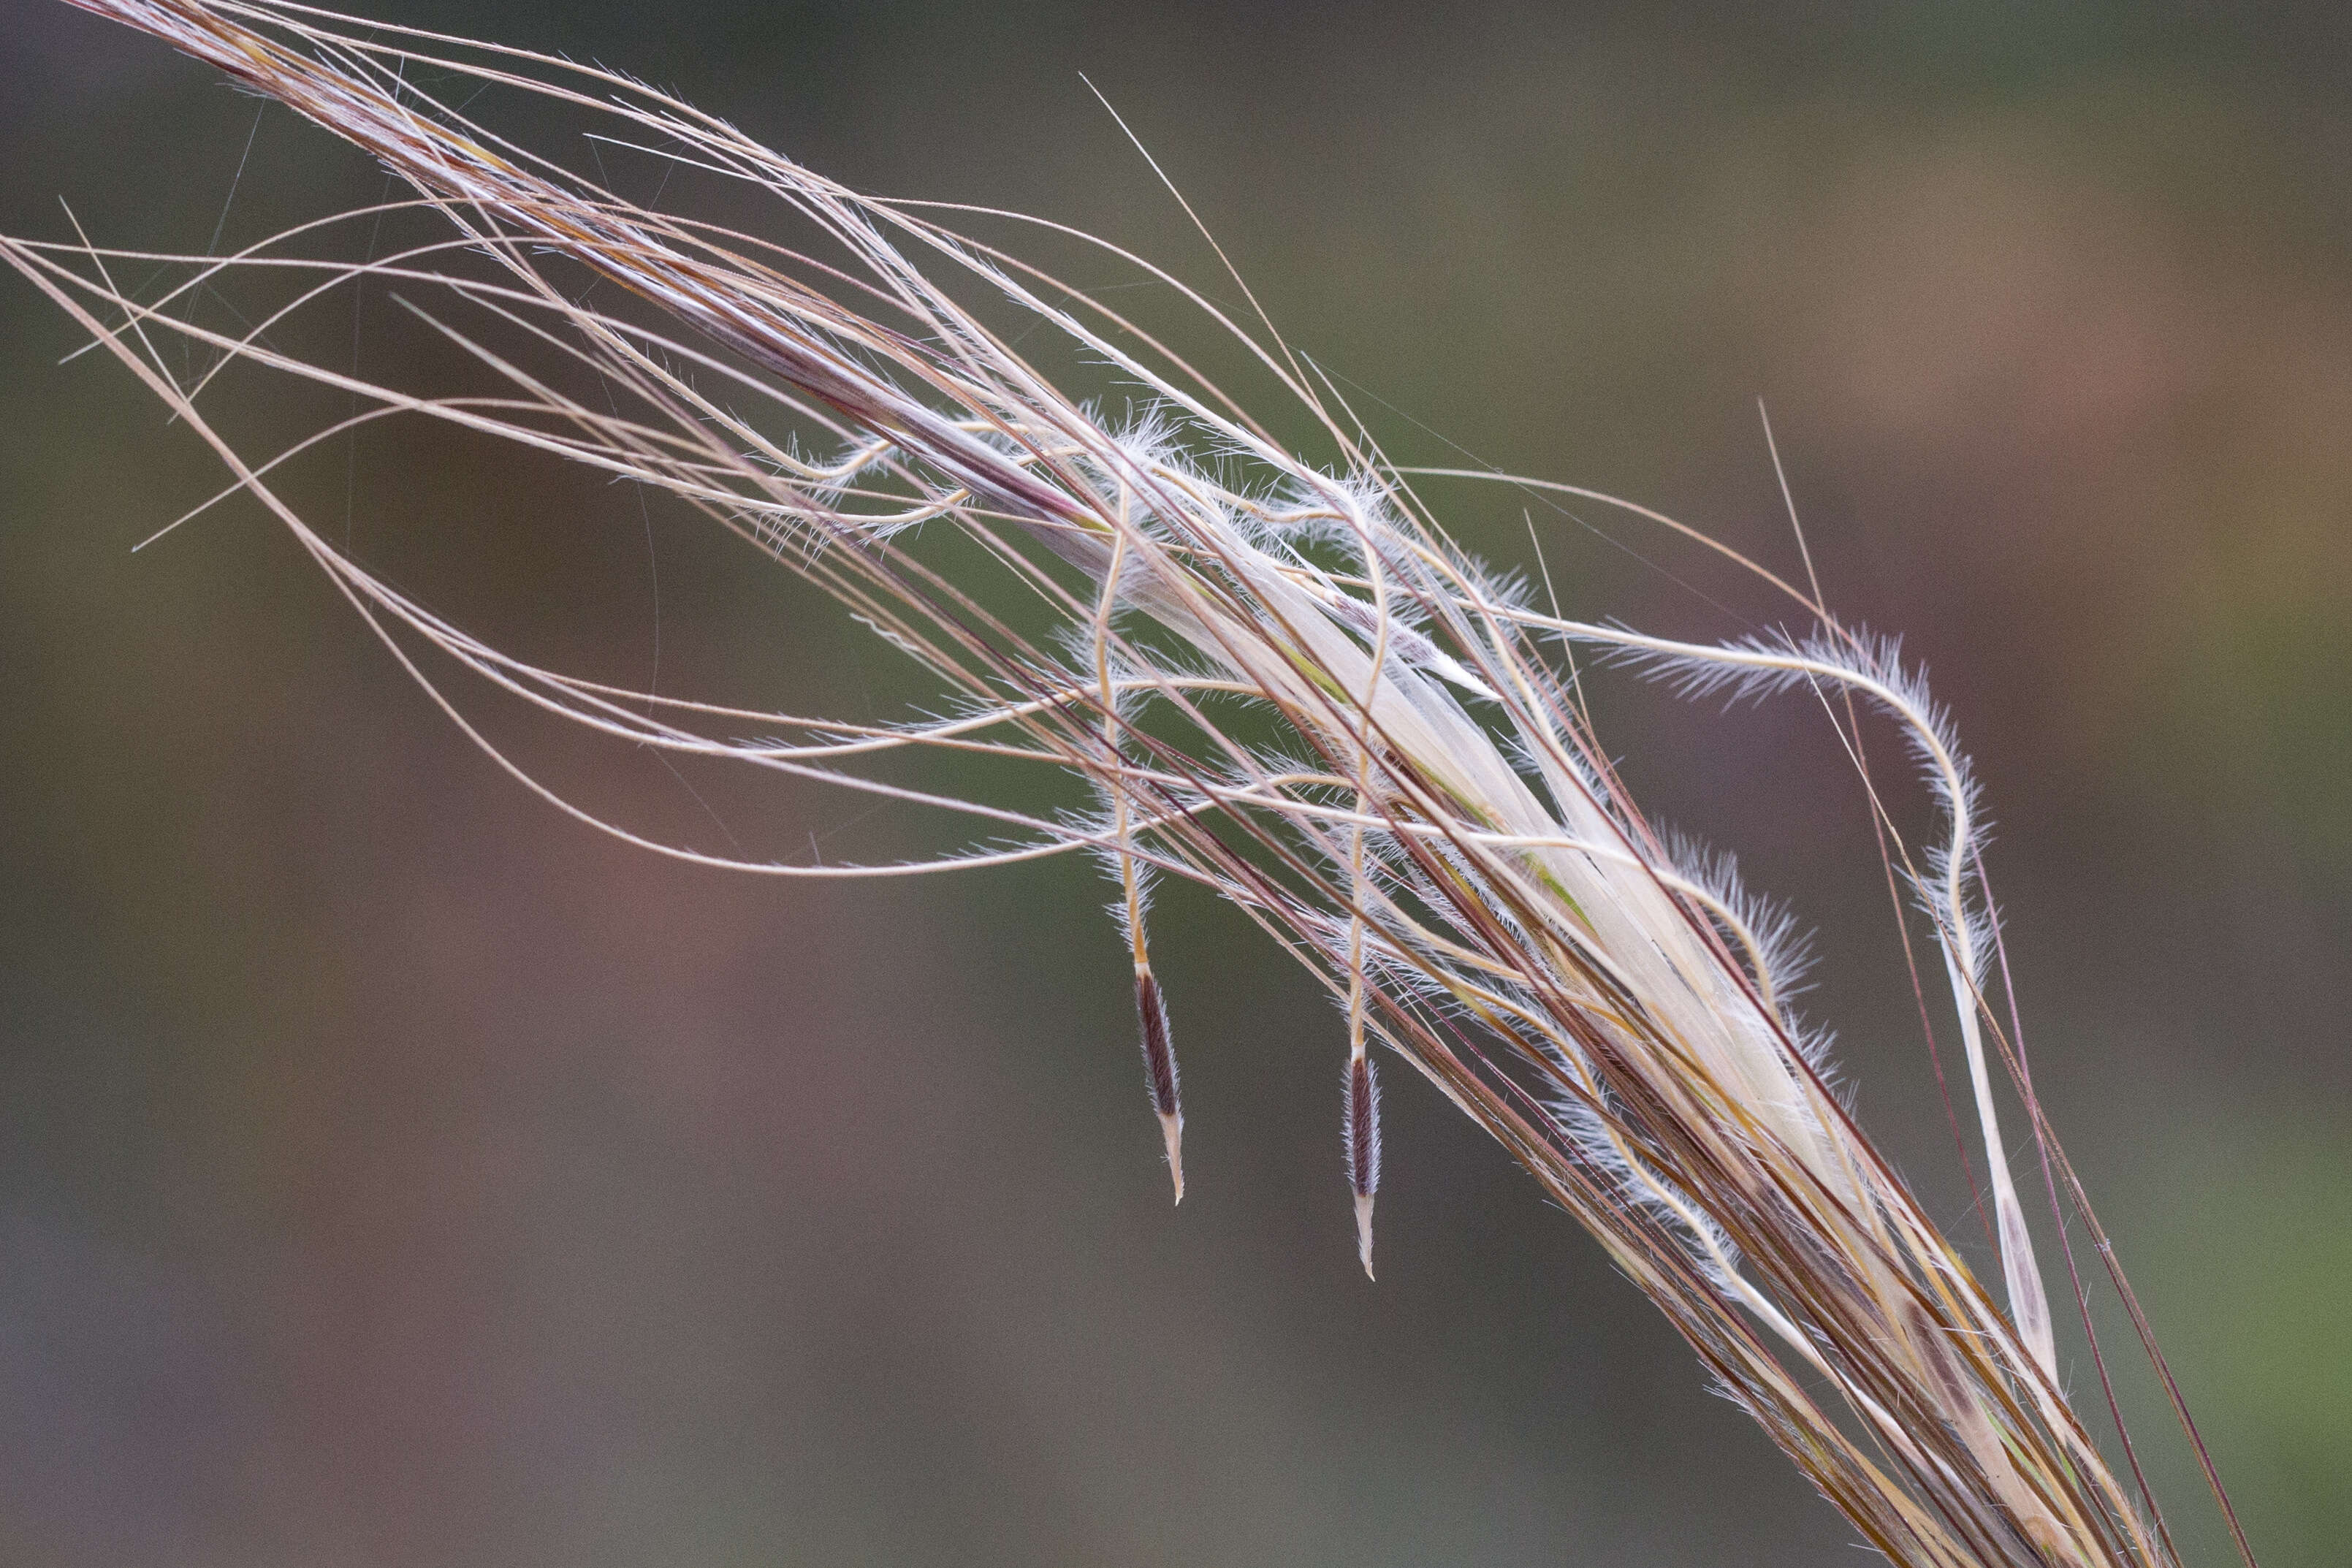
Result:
[2, 2, 2346, 1564]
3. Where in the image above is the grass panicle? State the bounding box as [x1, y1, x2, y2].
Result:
[6, 4, 2258, 1564]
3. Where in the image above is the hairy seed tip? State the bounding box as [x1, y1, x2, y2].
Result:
[1345, 1054, 1380, 1278]
[1135, 968, 1182, 1203]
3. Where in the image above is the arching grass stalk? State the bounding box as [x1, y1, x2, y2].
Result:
[6, 4, 2256, 1564]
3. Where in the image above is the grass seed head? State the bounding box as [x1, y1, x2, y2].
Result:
[8, 4, 2258, 1564]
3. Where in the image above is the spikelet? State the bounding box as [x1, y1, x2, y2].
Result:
[1343, 1049, 1380, 1279]
[5, 5, 2256, 1565]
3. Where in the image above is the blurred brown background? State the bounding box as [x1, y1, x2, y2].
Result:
[1, 2, 2345, 1564]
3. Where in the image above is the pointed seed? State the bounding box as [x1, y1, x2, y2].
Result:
[1135, 967, 1183, 1203]
[1344, 1053, 1380, 1278]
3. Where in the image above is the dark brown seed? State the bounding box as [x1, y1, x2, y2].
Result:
[1346, 1054, 1380, 1198]
[1136, 969, 1179, 1119]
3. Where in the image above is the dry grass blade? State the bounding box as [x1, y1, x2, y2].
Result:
[8, 4, 2261, 1564]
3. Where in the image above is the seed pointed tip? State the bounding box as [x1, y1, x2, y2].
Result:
[1354, 1190, 1377, 1279]
[1159, 1109, 1185, 1205]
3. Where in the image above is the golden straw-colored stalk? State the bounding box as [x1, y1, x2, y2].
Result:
[6, 5, 2256, 1564]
